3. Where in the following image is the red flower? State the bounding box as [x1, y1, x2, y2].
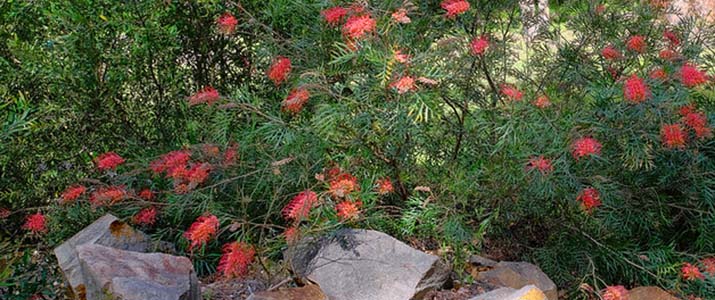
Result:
[470, 36, 489, 56]
[223, 143, 239, 166]
[186, 163, 211, 186]
[284, 226, 300, 244]
[663, 30, 680, 46]
[682, 262, 705, 281]
[189, 86, 220, 106]
[329, 173, 360, 198]
[701, 257, 715, 275]
[601, 285, 628, 300]
[375, 178, 394, 195]
[150, 150, 192, 175]
[626, 35, 647, 53]
[679, 104, 696, 117]
[533, 95, 551, 108]
[132, 207, 157, 226]
[342, 15, 376, 40]
[23, 213, 47, 234]
[661, 124, 687, 148]
[217, 242, 255, 279]
[526, 156, 554, 175]
[601, 45, 621, 60]
[441, 0, 470, 18]
[184, 214, 219, 250]
[394, 50, 411, 64]
[321, 6, 348, 26]
[682, 112, 712, 139]
[282, 190, 319, 220]
[90, 186, 127, 206]
[335, 200, 361, 220]
[623, 74, 649, 104]
[202, 144, 220, 157]
[61, 185, 86, 204]
[267, 56, 292, 85]
[680, 63, 708, 88]
[137, 188, 154, 201]
[659, 48, 677, 60]
[577, 187, 602, 212]
[571, 137, 602, 160]
[282, 87, 311, 114]
[500, 84, 523, 101]
[216, 12, 238, 35]
[96, 152, 125, 171]
[649, 68, 668, 81]
[390, 76, 416, 94]
[0, 208, 10, 219]
[392, 8, 411, 24]
[595, 4, 606, 15]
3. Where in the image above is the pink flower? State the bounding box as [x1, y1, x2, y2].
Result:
[189, 86, 220, 106]
[500, 84, 523, 101]
[533, 95, 551, 108]
[394, 50, 411, 64]
[391, 76, 416, 94]
[626, 35, 647, 53]
[267, 56, 292, 85]
[223, 143, 239, 166]
[526, 156, 554, 175]
[342, 15, 376, 40]
[470, 36, 489, 56]
[659, 48, 677, 60]
[441, 0, 470, 18]
[623, 74, 649, 104]
[96, 152, 125, 171]
[663, 30, 680, 46]
[282, 190, 319, 220]
[217, 242, 255, 279]
[133, 207, 158, 226]
[321, 6, 348, 26]
[682, 262, 705, 281]
[391, 8, 411, 24]
[571, 137, 602, 160]
[577, 187, 602, 212]
[184, 214, 219, 250]
[282, 87, 310, 114]
[284, 226, 300, 244]
[601, 285, 628, 300]
[23, 213, 47, 234]
[216, 12, 238, 35]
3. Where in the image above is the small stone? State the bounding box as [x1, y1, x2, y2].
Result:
[470, 285, 546, 300]
[246, 285, 327, 300]
[628, 286, 679, 300]
[476, 261, 557, 300]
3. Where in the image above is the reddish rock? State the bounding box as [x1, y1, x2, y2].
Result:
[246, 285, 327, 300]
[629, 286, 679, 300]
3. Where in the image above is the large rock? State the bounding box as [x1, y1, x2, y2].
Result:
[477, 261, 557, 300]
[54, 214, 155, 297]
[287, 229, 450, 300]
[470, 285, 547, 300]
[246, 285, 327, 300]
[628, 286, 679, 300]
[77, 244, 199, 300]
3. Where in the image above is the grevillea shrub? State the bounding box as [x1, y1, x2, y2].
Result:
[2, 1, 715, 299]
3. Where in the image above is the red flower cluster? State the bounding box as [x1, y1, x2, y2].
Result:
[184, 214, 219, 250]
[282, 87, 311, 114]
[601, 45, 621, 60]
[663, 30, 680, 46]
[138, 188, 154, 201]
[90, 186, 127, 206]
[216, 12, 238, 35]
[526, 156, 554, 175]
[681, 110, 712, 139]
[61, 185, 86, 204]
[23, 213, 47, 234]
[391, 76, 416, 94]
[96, 152, 125, 171]
[571, 137, 602, 160]
[626, 35, 647, 53]
[701, 257, 715, 275]
[171, 163, 212, 193]
[329, 173, 359, 198]
[267, 56, 292, 85]
[321, 6, 348, 26]
[218, 242, 256, 279]
[577, 187, 602, 212]
[223, 143, 239, 166]
[336, 200, 361, 220]
[470, 36, 489, 56]
[682, 262, 705, 281]
[391, 8, 411, 24]
[601, 285, 628, 300]
[680, 63, 708, 88]
[375, 178, 394, 195]
[342, 15, 376, 40]
[394, 50, 411, 64]
[284, 226, 300, 244]
[151, 150, 192, 175]
[649, 68, 667, 81]
[623, 74, 649, 104]
[282, 190, 318, 220]
[533, 95, 551, 108]
[0, 208, 10, 219]
[133, 207, 157, 226]
[441, 0, 470, 18]
[188, 86, 220, 106]
[661, 124, 687, 149]
[500, 84, 523, 101]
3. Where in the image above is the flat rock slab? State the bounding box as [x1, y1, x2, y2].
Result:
[77, 244, 199, 300]
[629, 286, 679, 300]
[54, 214, 154, 296]
[470, 285, 546, 300]
[288, 229, 450, 300]
[477, 261, 557, 300]
[246, 285, 327, 300]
